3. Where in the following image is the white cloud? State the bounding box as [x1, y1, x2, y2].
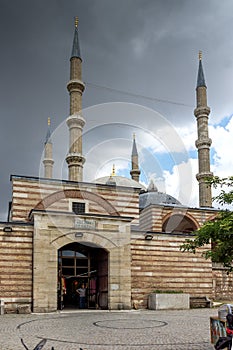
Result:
[49, 101, 233, 212]
[174, 124, 197, 152]
[83, 138, 132, 182]
[139, 124, 190, 154]
[161, 115, 233, 209]
[163, 159, 199, 207]
[210, 117, 233, 177]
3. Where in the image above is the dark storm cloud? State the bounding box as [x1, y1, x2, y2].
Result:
[0, 0, 233, 218]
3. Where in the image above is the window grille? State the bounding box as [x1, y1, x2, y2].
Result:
[72, 202, 85, 214]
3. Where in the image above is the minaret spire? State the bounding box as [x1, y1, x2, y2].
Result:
[71, 16, 81, 59]
[197, 50, 206, 88]
[66, 17, 85, 182]
[194, 51, 213, 207]
[43, 117, 54, 179]
[130, 134, 141, 182]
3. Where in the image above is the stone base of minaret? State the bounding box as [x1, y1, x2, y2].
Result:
[196, 172, 213, 208]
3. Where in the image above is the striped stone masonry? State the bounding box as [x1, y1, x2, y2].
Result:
[131, 231, 213, 308]
[0, 223, 33, 312]
[2, 175, 231, 313]
[10, 176, 140, 222]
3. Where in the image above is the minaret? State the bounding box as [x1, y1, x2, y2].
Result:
[194, 51, 213, 207]
[130, 134, 141, 182]
[66, 17, 85, 182]
[43, 117, 54, 179]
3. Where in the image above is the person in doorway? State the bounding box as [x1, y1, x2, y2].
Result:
[62, 276, 66, 296]
[61, 275, 66, 309]
[76, 283, 87, 309]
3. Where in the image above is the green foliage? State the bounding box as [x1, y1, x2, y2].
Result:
[208, 176, 233, 206]
[180, 176, 233, 271]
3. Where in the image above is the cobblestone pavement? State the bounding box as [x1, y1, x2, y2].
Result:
[0, 308, 216, 350]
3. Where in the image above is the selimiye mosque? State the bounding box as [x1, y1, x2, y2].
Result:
[0, 18, 231, 313]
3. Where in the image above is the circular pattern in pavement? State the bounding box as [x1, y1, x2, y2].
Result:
[93, 318, 167, 329]
[15, 311, 215, 350]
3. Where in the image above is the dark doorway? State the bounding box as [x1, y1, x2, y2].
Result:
[58, 242, 108, 310]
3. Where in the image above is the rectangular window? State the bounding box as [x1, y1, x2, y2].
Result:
[72, 202, 85, 214]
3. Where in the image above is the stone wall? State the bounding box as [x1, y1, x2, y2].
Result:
[6, 175, 233, 313]
[131, 231, 213, 309]
[213, 266, 233, 300]
[2, 215, 233, 313]
[0, 223, 33, 313]
[11, 176, 140, 223]
[139, 204, 217, 232]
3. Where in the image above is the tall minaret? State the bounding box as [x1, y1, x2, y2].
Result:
[66, 17, 85, 182]
[130, 134, 141, 182]
[43, 117, 54, 179]
[194, 51, 213, 207]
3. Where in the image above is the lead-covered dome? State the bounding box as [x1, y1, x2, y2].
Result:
[93, 175, 145, 189]
[139, 179, 181, 209]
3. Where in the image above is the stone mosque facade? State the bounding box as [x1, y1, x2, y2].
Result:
[0, 20, 232, 313]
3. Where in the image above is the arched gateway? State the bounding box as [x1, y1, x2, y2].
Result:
[31, 209, 132, 313]
[58, 242, 108, 310]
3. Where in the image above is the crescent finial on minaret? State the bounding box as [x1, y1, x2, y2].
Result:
[48, 117, 51, 126]
[199, 50, 202, 61]
[75, 16, 79, 28]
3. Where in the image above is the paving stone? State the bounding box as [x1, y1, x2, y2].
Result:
[0, 309, 216, 349]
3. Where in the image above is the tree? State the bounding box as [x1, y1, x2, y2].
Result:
[180, 176, 233, 271]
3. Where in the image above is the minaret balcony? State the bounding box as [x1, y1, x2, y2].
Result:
[43, 158, 54, 165]
[130, 169, 141, 175]
[66, 113, 85, 129]
[194, 106, 210, 118]
[66, 153, 85, 165]
[195, 138, 212, 149]
[196, 172, 213, 181]
[67, 79, 85, 93]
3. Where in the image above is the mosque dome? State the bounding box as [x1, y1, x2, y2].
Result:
[139, 179, 182, 209]
[93, 175, 145, 189]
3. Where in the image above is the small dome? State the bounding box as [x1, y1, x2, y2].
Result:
[93, 175, 145, 189]
[139, 182, 181, 209]
[106, 175, 116, 186]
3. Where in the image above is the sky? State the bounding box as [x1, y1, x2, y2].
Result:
[1, 0, 233, 219]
